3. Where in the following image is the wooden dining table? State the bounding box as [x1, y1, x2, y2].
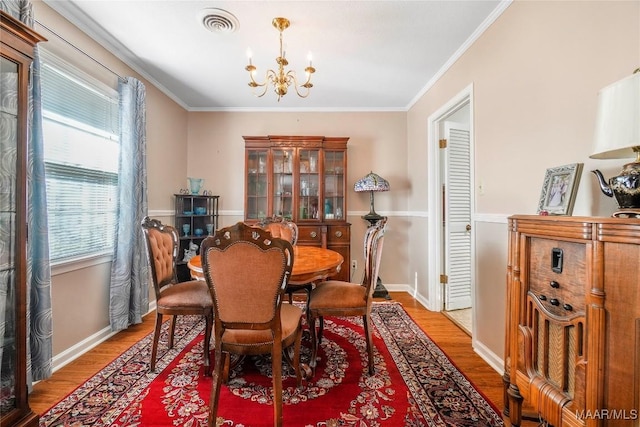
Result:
[186, 245, 344, 286]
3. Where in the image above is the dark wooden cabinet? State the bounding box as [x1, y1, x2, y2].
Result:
[504, 215, 640, 427]
[174, 194, 219, 281]
[243, 135, 351, 281]
[0, 11, 45, 427]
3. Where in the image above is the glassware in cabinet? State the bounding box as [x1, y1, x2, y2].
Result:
[323, 150, 346, 220]
[245, 149, 268, 219]
[299, 149, 320, 220]
[272, 148, 294, 219]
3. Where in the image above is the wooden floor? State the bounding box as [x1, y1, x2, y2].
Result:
[29, 291, 537, 426]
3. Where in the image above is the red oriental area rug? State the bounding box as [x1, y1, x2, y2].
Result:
[40, 302, 504, 426]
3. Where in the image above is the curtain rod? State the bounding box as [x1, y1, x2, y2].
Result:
[34, 19, 125, 81]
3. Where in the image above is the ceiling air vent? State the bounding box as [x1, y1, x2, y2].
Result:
[199, 8, 239, 34]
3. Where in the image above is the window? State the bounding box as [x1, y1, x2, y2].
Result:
[40, 51, 120, 264]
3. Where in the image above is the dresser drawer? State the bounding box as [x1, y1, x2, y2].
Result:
[327, 225, 350, 244]
[527, 238, 586, 315]
[297, 225, 323, 245]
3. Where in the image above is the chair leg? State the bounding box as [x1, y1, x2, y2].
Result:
[308, 311, 319, 373]
[208, 349, 227, 427]
[168, 315, 177, 349]
[293, 320, 303, 385]
[150, 313, 163, 372]
[303, 285, 312, 325]
[363, 314, 374, 375]
[318, 316, 325, 343]
[288, 291, 293, 304]
[203, 311, 213, 376]
[272, 342, 283, 427]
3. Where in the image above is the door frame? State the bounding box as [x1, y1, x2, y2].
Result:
[426, 84, 475, 314]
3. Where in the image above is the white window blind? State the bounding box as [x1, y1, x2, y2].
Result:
[40, 51, 120, 263]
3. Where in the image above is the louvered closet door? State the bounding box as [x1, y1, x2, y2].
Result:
[444, 122, 472, 310]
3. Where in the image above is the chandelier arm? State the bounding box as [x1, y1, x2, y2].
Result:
[252, 82, 270, 98]
[287, 71, 311, 98]
[250, 69, 278, 97]
[247, 72, 267, 88]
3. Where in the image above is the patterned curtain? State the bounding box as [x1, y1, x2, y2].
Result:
[0, 0, 53, 382]
[109, 77, 149, 331]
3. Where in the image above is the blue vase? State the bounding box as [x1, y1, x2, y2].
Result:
[188, 178, 204, 195]
[324, 199, 332, 215]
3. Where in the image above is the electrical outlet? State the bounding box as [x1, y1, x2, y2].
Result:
[351, 260, 357, 270]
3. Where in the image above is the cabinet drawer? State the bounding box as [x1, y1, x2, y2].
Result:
[327, 225, 350, 244]
[527, 238, 586, 315]
[297, 225, 323, 245]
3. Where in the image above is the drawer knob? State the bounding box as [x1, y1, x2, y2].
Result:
[563, 303, 573, 311]
[550, 298, 560, 306]
[310, 231, 317, 238]
[335, 231, 342, 238]
[550, 280, 560, 288]
[539, 294, 547, 301]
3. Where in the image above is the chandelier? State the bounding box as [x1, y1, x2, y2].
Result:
[245, 17, 315, 101]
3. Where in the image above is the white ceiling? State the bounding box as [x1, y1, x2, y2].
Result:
[43, 0, 509, 111]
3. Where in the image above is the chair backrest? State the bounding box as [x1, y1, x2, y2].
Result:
[141, 216, 179, 299]
[362, 218, 387, 296]
[201, 222, 294, 326]
[257, 216, 298, 245]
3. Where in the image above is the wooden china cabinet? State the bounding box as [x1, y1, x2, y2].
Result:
[0, 11, 46, 427]
[244, 135, 351, 281]
[504, 215, 640, 427]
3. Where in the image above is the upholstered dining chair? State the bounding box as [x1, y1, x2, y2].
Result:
[200, 221, 305, 427]
[141, 216, 213, 375]
[307, 218, 387, 375]
[257, 216, 307, 304]
[257, 215, 298, 245]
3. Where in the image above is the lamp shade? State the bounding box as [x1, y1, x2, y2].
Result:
[590, 72, 640, 160]
[354, 172, 390, 192]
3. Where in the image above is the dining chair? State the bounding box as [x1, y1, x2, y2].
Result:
[307, 217, 387, 375]
[258, 216, 308, 304]
[257, 215, 298, 245]
[201, 221, 305, 427]
[141, 216, 213, 375]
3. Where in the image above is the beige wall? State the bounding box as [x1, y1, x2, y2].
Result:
[33, 0, 640, 372]
[407, 0, 639, 363]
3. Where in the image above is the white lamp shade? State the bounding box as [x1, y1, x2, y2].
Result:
[590, 72, 640, 159]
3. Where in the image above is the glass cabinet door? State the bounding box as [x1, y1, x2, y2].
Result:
[0, 55, 18, 418]
[246, 149, 268, 220]
[298, 149, 320, 220]
[323, 150, 346, 220]
[272, 148, 294, 219]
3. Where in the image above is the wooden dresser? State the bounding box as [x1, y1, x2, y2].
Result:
[504, 215, 640, 427]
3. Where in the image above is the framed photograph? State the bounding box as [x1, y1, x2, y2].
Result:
[537, 163, 584, 215]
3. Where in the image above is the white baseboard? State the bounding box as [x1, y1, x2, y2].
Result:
[51, 327, 118, 372]
[51, 302, 157, 373]
[472, 338, 504, 376]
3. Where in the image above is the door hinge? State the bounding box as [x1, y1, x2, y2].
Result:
[440, 274, 448, 284]
[439, 139, 447, 149]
